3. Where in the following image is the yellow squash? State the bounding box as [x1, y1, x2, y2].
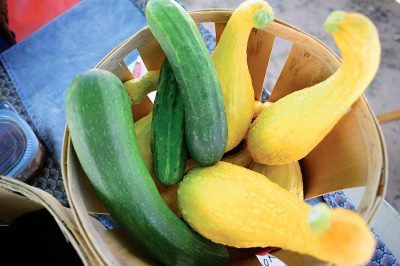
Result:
[248, 11, 381, 164]
[249, 160, 303, 199]
[253, 101, 264, 118]
[123, 71, 159, 104]
[134, 113, 166, 192]
[134, 112, 153, 171]
[178, 162, 375, 265]
[253, 100, 272, 118]
[212, 0, 274, 152]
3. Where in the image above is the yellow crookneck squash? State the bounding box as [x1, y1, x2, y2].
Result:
[134, 113, 168, 193]
[248, 11, 381, 165]
[212, 0, 274, 152]
[253, 100, 272, 118]
[123, 71, 159, 104]
[249, 160, 303, 200]
[178, 161, 375, 266]
[134, 112, 153, 171]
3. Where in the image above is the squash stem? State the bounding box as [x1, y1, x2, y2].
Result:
[324, 10, 346, 33]
[308, 203, 332, 234]
[252, 7, 274, 29]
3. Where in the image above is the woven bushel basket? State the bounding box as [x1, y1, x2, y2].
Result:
[61, 9, 388, 265]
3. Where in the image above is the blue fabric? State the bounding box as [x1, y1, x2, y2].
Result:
[94, 214, 119, 230]
[0, 0, 146, 162]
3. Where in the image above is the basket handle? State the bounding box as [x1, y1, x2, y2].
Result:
[0, 176, 94, 265]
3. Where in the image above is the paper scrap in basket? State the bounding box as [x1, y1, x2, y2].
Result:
[256, 249, 287, 266]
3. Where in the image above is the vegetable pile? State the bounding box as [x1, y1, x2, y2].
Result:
[65, 0, 381, 265]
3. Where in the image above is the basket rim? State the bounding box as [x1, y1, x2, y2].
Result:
[96, 9, 341, 73]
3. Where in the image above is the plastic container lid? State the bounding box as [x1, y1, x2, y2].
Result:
[0, 118, 27, 174]
[0, 101, 42, 180]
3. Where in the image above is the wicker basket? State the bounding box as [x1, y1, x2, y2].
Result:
[61, 9, 388, 265]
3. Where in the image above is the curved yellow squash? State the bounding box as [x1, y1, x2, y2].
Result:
[253, 100, 272, 118]
[248, 11, 381, 164]
[135, 112, 172, 193]
[249, 160, 303, 200]
[134, 112, 153, 171]
[178, 162, 375, 265]
[123, 71, 159, 104]
[212, 0, 274, 152]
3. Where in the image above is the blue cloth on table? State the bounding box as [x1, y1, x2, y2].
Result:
[0, 0, 146, 162]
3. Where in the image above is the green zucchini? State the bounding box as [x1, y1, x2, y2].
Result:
[151, 59, 187, 185]
[146, 0, 227, 166]
[65, 69, 228, 265]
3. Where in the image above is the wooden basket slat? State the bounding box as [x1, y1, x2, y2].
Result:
[370, 138, 387, 224]
[96, 29, 154, 71]
[66, 143, 117, 266]
[111, 61, 134, 82]
[302, 106, 369, 198]
[69, 159, 108, 214]
[302, 98, 383, 209]
[190, 9, 233, 24]
[132, 27, 169, 121]
[134, 35, 166, 121]
[131, 98, 153, 122]
[273, 250, 327, 266]
[99, 229, 157, 265]
[137, 36, 165, 71]
[247, 29, 275, 100]
[215, 22, 226, 43]
[269, 45, 332, 102]
[351, 99, 385, 220]
[261, 22, 340, 73]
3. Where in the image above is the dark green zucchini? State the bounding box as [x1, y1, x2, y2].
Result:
[65, 69, 228, 265]
[146, 0, 227, 166]
[151, 59, 187, 185]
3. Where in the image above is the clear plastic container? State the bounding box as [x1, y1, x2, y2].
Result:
[0, 101, 45, 182]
